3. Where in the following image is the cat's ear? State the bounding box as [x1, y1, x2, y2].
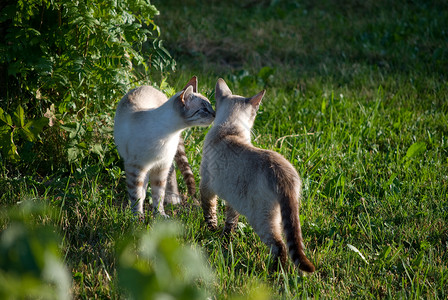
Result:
[179, 85, 194, 107]
[247, 90, 266, 109]
[182, 76, 198, 93]
[215, 78, 232, 100]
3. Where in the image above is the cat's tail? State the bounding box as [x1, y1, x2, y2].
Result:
[279, 188, 315, 273]
[174, 138, 197, 198]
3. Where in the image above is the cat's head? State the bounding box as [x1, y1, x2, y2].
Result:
[175, 76, 215, 127]
[214, 78, 265, 131]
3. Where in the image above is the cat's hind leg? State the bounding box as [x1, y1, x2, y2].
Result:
[200, 183, 218, 230]
[252, 205, 288, 267]
[125, 163, 150, 216]
[223, 204, 239, 235]
[164, 164, 182, 205]
[149, 165, 171, 217]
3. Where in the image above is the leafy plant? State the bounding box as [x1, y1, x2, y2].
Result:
[0, 201, 216, 299]
[0, 0, 175, 168]
[0, 106, 48, 163]
[0, 202, 71, 300]
[117, 221, 214, 300]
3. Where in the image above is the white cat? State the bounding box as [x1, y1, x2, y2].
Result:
[114, 77, 215, 217]
[200, 78, 315, 272]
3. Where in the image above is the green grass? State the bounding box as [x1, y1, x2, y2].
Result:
[1, 0, 448, 298]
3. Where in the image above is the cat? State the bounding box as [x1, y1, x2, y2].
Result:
[114, 76, 215, 217]
[200, 78, 315, 272]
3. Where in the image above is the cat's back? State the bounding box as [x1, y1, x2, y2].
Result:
[114, 85, 169, 157]
[205, 131, 300, 195]
[116, 85, 168, 114]
[227, 136, 298, 179]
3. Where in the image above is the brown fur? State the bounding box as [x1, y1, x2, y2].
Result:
[174, 138, 197, 198]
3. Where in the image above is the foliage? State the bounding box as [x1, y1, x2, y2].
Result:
[117, 221, 214, 300]
[0, 202, 214, 299]
[0, 106, 48, 162]
[0, 0, 175, 168]
[0, 202, 71, 300]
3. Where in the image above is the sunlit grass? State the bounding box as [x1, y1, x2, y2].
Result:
[154, 0, 447, 298]
[1, 0, 447, 298]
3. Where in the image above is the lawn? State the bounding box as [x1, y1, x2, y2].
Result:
[1, 0, 447, 298]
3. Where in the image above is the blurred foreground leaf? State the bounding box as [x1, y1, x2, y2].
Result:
[0, 203, 71, 300]
[117, 221, 214, 300]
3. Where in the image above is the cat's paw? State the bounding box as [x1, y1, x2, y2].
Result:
[205, 219, 218, 231]
[153, 209, 170, 219]
[164, 193, 182, 205]
[159, 213, 170, 220]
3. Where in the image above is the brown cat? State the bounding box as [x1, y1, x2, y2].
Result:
[200, 78, 315, 272]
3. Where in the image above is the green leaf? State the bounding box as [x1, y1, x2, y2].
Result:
[0, 207, 71, 300]
[61, 122, 85, 139]
[378, 245, 392, 261]
[411, 251, 425, 270]
[257, 66, 274, 83]
[0, 125, 12, 149]
[25, 117, 49, 136]
[0, 108, 5, 124]
[77, 142, 88, 149]
[321, 99, 327, 114]
[0, 108, 13, 126]
[67, 147, 81, 162]
[13, 105, 25, 128]
[91, 144, 104, 157]
[405, 142, 426, 159]
[118, 221, 212, 300]
[7, 61, 24, 76]
[1, 131, 20, 162]
[19, 115, 48, 143]
[20, 126, 36, 142]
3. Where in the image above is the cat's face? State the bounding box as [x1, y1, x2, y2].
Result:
[176, 77, 215, 127]
[182, 88, 215, 126]
[214, 78, 265, 130]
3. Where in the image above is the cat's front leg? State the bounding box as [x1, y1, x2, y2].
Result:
[223, 204, 239, 235]
[149, 166, 171, 217]
[200, 184, 218, 230]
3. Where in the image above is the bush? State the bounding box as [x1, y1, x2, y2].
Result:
[0, 0, 175, 171]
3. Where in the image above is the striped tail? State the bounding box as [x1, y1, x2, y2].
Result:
[174, 138, 196, 198]
[279, 191, 315, 273]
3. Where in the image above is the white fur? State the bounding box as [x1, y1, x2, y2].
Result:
[115, 88, 185, 168]
[114, 81, 214, 216]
